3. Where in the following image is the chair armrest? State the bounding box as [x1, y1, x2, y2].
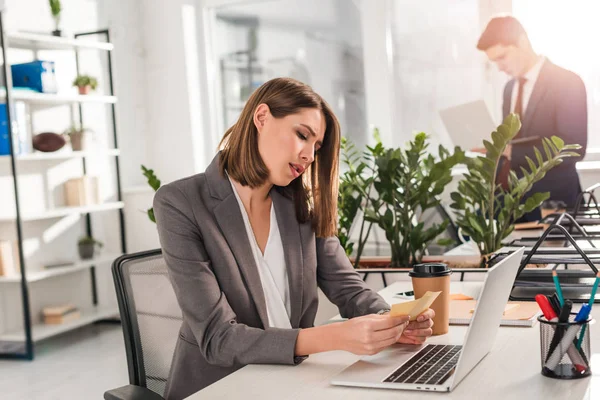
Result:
[104, 384, 164, 400]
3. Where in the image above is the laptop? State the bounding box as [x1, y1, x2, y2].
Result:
[331, 247, 525, 392]
[439, 100, 497, 150]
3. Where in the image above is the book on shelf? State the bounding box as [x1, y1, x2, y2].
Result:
[42, 304, 81, 325]
[450, 298, 541, 327]
[64, 176, 99, 206]
[0, 240, 20, 277]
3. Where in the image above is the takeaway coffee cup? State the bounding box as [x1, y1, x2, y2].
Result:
[409, 263, 452, 335]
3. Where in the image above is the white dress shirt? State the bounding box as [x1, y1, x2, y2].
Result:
[511, 56, 546, 115]
[228, 176, 292, 329]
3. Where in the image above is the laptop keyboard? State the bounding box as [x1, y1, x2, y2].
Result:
[383, 344, 462, 385]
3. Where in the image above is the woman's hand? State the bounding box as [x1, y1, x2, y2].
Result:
[333, 314, 410, 356]
[397, 308, 435, 345]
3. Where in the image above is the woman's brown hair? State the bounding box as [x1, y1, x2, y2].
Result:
[219, 77, 340, 238]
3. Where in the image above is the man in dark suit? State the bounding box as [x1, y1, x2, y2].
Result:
[477, 16, 587, 221]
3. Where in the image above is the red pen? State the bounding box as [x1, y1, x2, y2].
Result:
[535, 294, 558, 321]
[535, 294, 587, 372]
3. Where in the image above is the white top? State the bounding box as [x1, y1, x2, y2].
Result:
[228, 176, 292, 329]
[511, 55, 546, 115]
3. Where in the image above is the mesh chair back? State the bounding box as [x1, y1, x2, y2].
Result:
[113, 250, 182, 397]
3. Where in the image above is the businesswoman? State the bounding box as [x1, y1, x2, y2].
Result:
[154, 77, 434, 399]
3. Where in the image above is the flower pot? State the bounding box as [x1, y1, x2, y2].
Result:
[52, 29, 62, 37]
[70, 133, 84, 151]
[78, 85, 91, 95]
[78, 243, 95, 260]
[349, 256, 392, 269]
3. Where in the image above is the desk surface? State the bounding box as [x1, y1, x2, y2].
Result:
[190, 281, 600, 400]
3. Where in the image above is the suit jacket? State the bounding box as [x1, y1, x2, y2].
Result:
[153, 153, 389, 400]
[502, 60, 587, 214]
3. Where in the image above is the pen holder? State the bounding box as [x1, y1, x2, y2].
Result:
[538, 315, 592, 379]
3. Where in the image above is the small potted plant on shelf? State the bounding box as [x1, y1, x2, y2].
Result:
[78, 236, 103, 260]
[449, 113, 581, 267]
[49, 0, 62, 37]
[73, 74, 98, 95]
[64, 124, 92, 151]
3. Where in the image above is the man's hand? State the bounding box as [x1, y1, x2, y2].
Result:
[397, 308, 435, 345]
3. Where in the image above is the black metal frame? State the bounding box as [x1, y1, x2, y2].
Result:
[112, 249, 163, 389]
[508, 224, 600, 302]
[0, 22, 126, 359]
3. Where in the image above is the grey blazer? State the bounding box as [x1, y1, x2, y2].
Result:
[153, 153, 389, 400]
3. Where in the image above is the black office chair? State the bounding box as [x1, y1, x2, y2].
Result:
[104, 249, 182, 400]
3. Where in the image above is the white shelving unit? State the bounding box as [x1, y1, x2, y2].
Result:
[0, 148, 120, 162]
[0, 25, 126, 359]
[0, 88, 117, 106]
[0, 306, 119, 342]
[0, 202, 125, 222]
[0, 253, 120, 283]
[6, 31, 114, 51]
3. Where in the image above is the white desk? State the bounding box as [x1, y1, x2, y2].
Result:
[189, 281, 600, 400]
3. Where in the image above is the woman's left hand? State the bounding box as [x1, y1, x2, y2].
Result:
[397, 308, 435, 345]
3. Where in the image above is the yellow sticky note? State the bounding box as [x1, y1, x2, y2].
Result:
[390, 291, 441, 320]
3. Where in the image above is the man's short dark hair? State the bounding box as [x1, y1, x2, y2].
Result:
[477, 16, 528, 51]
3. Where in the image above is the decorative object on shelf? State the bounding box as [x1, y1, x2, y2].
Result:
[48, 0, 62, 37]
[0, 104, 10, 156]
[0, 102, 31, 156]
[11, 60, 58, 93]
[63, 123, 91, 151]
[365, 133, 464, 268]
[450, 114, 581, 262]
[77, 236, 103, 260]
[43, 261, 75, 270]
[0, 241, 20, 277]
[32, 131, 66, 152]
[64, 176, 99, 206]
[42, 304, 80, 325]
[72, 74, 98, 95]
[141, 165, 162, 223]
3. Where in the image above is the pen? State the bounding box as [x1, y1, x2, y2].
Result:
[552, 269, 564, 306]
[549, 293, 561, 315]
[575, 272, 600, 349]
[545, 304, 590, 371]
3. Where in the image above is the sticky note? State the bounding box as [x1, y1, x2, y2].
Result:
[469, 303, 520, 315]
[390, 291, 441, 320]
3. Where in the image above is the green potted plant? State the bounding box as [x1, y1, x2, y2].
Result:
[49, 0, 62, 37]
[64, 124, 92, 151]
[450, 113, 581, 263]
[73, 74, 98, 95]
[142, 165, 162, 223]
[364, 133, 464, 268]
[78, 236, 103, 260]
